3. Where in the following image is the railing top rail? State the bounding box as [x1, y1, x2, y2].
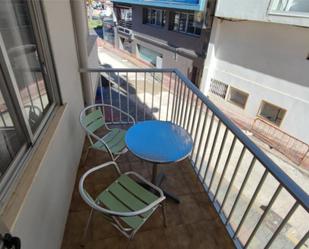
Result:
[80, 67, 309, 211]
[80, 67, 175, 73]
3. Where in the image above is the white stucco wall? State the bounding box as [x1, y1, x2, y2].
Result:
[10, 1, 85, 249]
[215, 0, 309, 27]
[201, 18, 309, 144]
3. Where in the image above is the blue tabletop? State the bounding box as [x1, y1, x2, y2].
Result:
[125, 120, 193, 164]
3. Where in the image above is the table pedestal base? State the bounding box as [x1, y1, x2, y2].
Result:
[152, 164, 180, 204]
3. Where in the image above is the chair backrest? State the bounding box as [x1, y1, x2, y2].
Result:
[80, 107, 105, 136]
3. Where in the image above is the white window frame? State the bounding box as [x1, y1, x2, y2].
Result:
[227, 86, 249, 109]
[144, 8, 165, 27]
[169, 11, 202, 36]
[257, 100, 287, 127]
[268, 0, 309, 18]
[0, 0, 61, 205]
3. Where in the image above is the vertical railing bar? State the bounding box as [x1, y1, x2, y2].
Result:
[158, 72, 163, 120]
[178, 83, 186, 126]
[180, 86, 188, 127]
[208, 127, 228, 191]
[191, 102, 204, 163]
[264, 202, 299, 249]
[33, 72, 44, 110]
[213, 136, 237, 201]
[294, 231, 309, 249]
[234, 170, 268, 237]
[166, 72, 172, 121]
[189, 97, 199, 136]
[175, 77, 183, 124]
[173, 76, 181, 123]
[177, 81, 185, 125]
[192, 107, 208, 169]
[243, 185, 283, 247]
[126, 72, 129, 122]
[135, 71, 138, 122]
[100, 73, 104, 105]
[151, 73, 155, 120]
[108, 72, 114, 123]
[143, 72, 146, 121]
[25, 81, 34, 107]
[226, 157, 257, 224]
[183, 86, 190, 128]
[186, 93, 195, 131]
[202, 120, 222, 183]
[219, 146, 246, 213]
[171, 74, 178, 121]
[117, 72, 121, 122]
[196, 113, 215, 176]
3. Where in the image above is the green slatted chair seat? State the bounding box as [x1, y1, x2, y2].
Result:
[96, 174, 159, 229]
[92, 128, 127, 154]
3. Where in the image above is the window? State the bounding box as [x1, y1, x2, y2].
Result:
[258, 101, 286, 126]
[270, 0, 309, 15]
[0, 0, 59, 201]
[209, 79, 228, 99]
[227, 87, 249, 109]
[169, 11, 203, 36]
[137, 44, 162, 66]
[143, 8, 165, 27]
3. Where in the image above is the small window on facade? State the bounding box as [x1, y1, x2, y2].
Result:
[143, 8, 165, 27]
[270, 0, 309, 15]
[169, 11, 203, 36]
[209, 79, 228, 99]
[227, 87, 249, 109]
[258, 101, 286, 126]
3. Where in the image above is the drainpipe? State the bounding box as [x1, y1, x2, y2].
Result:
[70, 0, 94, 106]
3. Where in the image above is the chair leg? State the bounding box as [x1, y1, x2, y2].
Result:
[81, 208, 94, 247]
[162, 203, 167, 228]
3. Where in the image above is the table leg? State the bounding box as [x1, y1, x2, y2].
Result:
[151, 163, 180, 204]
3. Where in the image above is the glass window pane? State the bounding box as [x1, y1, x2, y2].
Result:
[0, 0, 53, 133]
[179, 13, 187, 32]
[0, 88, 27, 178]
[272, 0, 309, 13]
[187, 14, 195, 33]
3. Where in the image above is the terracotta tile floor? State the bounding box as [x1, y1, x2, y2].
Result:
[61, 141, 234, 249]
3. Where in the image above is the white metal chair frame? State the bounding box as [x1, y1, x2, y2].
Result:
[79, 161, 166, 241]
[80, 104, 135, 162]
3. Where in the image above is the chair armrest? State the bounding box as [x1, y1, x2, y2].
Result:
[79, 164, 165, 217]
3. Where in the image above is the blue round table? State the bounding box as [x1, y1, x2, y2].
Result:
[125, 120, 193, 203]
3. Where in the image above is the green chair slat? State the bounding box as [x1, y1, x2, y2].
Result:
[93, 129, 126, 154]
[97, 191, 144, 229]
[108, 183, 151, 218]
[118, 175, 158, 204]
[83, 109, 104, 126]
[104, 128, 126, 143]
[87, 118, 105, 133]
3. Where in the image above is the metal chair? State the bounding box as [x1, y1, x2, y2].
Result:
[79, 161, 166, 242]
[80, 104, 135, 162]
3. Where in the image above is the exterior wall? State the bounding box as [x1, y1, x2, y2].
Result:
[215, 0, 309, 27]
[201, 18, 309, 143]
[9, 1, 85, 249]
[114, 4, 211, 84]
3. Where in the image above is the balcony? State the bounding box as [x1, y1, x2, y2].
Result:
[62, 68, 308, 249]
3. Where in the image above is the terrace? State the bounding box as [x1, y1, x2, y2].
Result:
[61, 68, 309, 249]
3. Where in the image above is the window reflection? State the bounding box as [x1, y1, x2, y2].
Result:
[0, 0, 52, 132]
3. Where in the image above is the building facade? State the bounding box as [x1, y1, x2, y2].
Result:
[201, 0, 309, 146]
[112, 0, 216, 86]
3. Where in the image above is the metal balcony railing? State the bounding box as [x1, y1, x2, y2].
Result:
[118, 19, 132, 29]
[80, 67, 309, 249]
